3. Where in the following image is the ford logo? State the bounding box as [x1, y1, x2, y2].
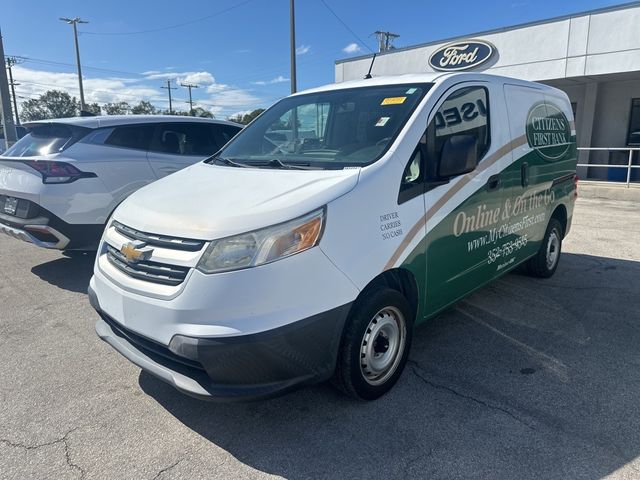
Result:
[428, 40, 495, 72]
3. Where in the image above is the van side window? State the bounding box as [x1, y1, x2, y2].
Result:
[104, 125, 154, 151]
[426, 86, 490, 176]
[397, 86, 490, 204]
[398, 133, 427, 204]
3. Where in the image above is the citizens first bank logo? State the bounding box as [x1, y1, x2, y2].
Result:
[526, 102, 572, 161]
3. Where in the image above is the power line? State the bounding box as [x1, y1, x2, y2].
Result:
[8, 50, 333, 89]
[80, 0, 256, 36]
[317, 0, 375, 53]
[9, 55, 147, 77]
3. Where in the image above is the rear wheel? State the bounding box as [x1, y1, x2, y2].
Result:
[333, 287, 413, 400]
[527, 218, 563, 278]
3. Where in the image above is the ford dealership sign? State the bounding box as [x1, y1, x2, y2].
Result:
[429, 40, 495, 71]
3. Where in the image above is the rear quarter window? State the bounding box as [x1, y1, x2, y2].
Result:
[214, 124, 242, 148]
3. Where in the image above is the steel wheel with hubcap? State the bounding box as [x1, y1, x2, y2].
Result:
[360, 306, 407, 386]
[333, 287, 414, 400]
[546, 230, 560, 270]
[527, 217, 563, 278]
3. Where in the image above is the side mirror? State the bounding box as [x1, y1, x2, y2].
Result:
[438, 135, 478, 178]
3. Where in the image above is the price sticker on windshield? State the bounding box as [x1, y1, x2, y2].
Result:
[381, 96, 406, 106]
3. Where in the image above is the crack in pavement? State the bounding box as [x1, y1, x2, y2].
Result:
[402, 447, 433, 478]
[152, 459, 182, 480]
[1, 427, 86, 479]
[408, 361, 536, 431]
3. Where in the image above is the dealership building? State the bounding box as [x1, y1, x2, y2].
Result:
[335, 2, 640, 182]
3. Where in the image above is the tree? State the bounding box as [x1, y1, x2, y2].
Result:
[131, 101, 158, 115]
[21, 90, 78, 121]
[103, 102, 131, 115]
[161, 107, 213, 118]
[228, 108, 265, 125]
[191, 107, 213, 118]
[86, 102, 101, 116]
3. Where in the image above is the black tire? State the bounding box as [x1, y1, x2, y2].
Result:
[332, 287, 414, 400]
[527, 218, 563, 278]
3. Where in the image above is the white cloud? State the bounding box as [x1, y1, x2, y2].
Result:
[343, 43, 361, 54]
[143, 70, 215, 85]
[296, 44, 311, 55]
[206, 85, 260, 107]
[13, 66, 160, 106]
[11, 65, 264, 118]
[252, 75, 290, 86]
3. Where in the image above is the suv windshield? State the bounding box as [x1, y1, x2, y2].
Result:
[214, 83, 432, 169]
[3, 124, 89, 157]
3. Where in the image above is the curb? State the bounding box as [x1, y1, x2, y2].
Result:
[578, 181, 640, 201]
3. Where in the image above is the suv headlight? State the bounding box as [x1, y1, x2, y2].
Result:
[197, 208, 325, 274]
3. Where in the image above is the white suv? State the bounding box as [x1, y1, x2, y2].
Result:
[0, 116, 241, 252]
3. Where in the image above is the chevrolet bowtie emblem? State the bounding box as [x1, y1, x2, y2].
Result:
[120, 241, 152, 263]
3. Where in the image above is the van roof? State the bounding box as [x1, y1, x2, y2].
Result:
[294, 72, 555, 95]
[24, 115, 241, 129]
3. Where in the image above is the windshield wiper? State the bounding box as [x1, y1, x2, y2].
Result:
[207, 156, 251, 168]
[261, 158, 317, 170]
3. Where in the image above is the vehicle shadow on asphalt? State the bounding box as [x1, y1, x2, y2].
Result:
[30, 253, 95, 294]
[138, 252, 640, 479]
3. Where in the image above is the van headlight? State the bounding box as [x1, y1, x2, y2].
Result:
[197, 208, 325, 274]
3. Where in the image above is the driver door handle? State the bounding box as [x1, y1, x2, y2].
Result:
[486, 174, 501, 192]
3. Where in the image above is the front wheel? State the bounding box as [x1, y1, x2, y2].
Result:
[527, 218, 563, 278]
[332, 287, 414, 400]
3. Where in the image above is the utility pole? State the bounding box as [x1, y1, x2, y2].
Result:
[161, 79, 177, 114]
[0, 29, 17, 149]
[373, 30, 400, 52]
[290, 0, 297, 94]
[6, 57, 23, 126]
[60, 17, 89, 114]
[180, 83, 198, 115]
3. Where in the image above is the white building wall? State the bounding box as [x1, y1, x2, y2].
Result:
[336, 5, 640, 83]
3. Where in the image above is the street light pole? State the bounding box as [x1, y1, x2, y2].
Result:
[60, 17, 88, 114]
[290, 0, 297, 94]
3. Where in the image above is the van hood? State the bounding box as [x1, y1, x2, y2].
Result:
[113, 162, 360, 240]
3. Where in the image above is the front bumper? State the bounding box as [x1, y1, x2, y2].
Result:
[90, 285, 351, 401]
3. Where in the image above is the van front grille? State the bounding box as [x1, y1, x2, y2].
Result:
[106, 244, 190, 286]
[112, 220, 205, 251]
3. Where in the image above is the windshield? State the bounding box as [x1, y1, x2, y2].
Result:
[3, 124, 89, 157]
[215, 83, 432, 169]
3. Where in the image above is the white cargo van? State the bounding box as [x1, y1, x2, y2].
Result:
[89, 73, 578, 401]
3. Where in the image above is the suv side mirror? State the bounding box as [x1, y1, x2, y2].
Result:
[438, 135, 478, 178]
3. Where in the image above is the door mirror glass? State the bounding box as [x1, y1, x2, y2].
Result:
[438, 134, 478, 178]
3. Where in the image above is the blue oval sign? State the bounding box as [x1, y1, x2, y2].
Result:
[428, 40, 495, 72]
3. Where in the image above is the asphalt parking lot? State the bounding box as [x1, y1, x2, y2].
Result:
[1, 197, 639, 479]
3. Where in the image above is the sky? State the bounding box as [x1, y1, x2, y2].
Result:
[1, 0, 629, 119]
